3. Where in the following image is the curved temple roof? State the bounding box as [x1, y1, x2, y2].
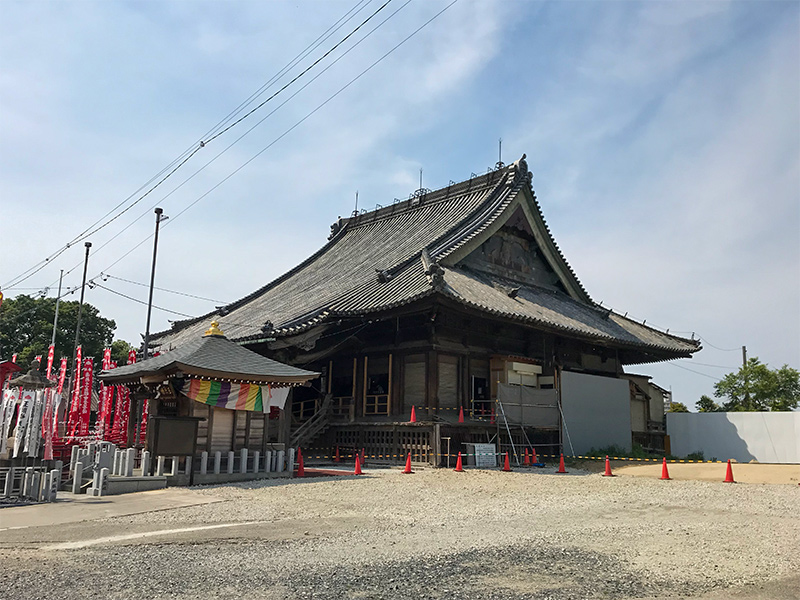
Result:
[152, 156, 700, 360]
[101, 323, 318, 385]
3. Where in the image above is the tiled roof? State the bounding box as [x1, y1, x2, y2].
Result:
[100, 331, 318, 384]
[151, 156, 699, 357]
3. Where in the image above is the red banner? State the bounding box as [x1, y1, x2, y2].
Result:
[56, 358, 68, 394]
[67, 346, 82, 438]
[46, 345, 55, 380]
[77, 357, 93, 438]
[96, 348, 113, 440]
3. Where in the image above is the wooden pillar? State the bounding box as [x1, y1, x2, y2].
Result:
[391, 352, 403, 416]
[426, 350, 438, 419]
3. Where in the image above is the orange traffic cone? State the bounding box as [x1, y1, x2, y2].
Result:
[334, 446, 340, 463]
[296, 448, 305, 477]
[723, 459, 735, 483]
[660, 457, 671, 480]
[502, 451, 512, 472]
[531, 448, 538, 464]
[524, 448, 530, 466]
[454, 452, 464, 472]
[556, 453, 567, 474]
[403, 452, 414, 474]
[354, 455, 362, 475]
[409, 406, 417, 423]
[458, 406, 464, 423]
[602, 455, 614, 477]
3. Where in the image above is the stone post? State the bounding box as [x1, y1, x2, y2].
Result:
[214, 451, 221, 474]
[125, 448, 135, 477]
[156, 455, 166, 476]
[49, 469, 60, 501]
[277, 450, 285, 473]
[240, 449, 248, 474]
[253, 451, 260, 473]
[72, 462, 83, 494]
[4, 468, 14, 497]
[265, 450, 272, 472]
[227, 451, 235, 474]
[140, 451, 151, 477]
[200, 451, 208, 475]
[288, 448, 295, 477]
[183, 456, 192, 476]
[171, 456, 179, 476]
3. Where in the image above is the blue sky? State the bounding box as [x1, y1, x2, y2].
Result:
[1, 0, 798, 409]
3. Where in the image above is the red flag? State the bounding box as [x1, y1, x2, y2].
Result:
[77, 357, 93, 438]
[34, 354, 42, 363]
[56, 358, 68, 394]
[11, 354, 16, 363]
[46, 345, 55, 379]
[67, 346, 82, 439]
[96, 348, 113, 439]
[128, 349, 136, 365]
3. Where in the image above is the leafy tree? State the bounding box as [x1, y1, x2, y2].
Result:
[696, 394, 721, 413]
[0, 294, 121, 368]
[110, 339, 135, 366]
[714, 357, 800, 412]
[668, 401, 690, 413]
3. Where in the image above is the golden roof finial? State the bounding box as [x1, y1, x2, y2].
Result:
[203, 321, 225, 337]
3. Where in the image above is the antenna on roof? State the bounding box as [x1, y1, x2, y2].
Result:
[354, 190, 358, 214]
[419, 168, 423, 190]
[496, 138, 504, 169]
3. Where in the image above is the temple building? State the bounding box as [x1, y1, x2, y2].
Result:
[151, 155, 700, 464]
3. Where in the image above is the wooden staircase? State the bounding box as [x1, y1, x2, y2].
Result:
[290, 394, 333, 449]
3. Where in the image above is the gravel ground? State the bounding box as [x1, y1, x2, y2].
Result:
[1, 466, 798, 599]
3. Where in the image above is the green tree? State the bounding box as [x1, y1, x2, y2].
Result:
[714, 357, 800, 412]
[0, 294, 120, 368]
[696, 394, 721, 412]
[110, 339, 135, 366]
[668, 401, 690, 413]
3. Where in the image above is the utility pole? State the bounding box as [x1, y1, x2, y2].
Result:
[143, 207, 166, 360]
[742, 345, 749, 409]
[133, 207, 166, 448]
[69, 243, 92, 397]
[50, 269, 64, 347]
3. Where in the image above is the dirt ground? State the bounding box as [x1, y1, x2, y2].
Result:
[1, 464, 798, 599]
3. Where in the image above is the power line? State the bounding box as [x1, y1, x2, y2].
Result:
[697, 335, 741, 352]
[43, 0, 419, 290]
[90, 282, 194, 318]
[204, 0, 394, 145]
[666, 362, 722, 381]
[679, 360, 738, 370]
[0, 0, 382, 291]
[100, 273, 228, 304]
[9, 0, 451, 300]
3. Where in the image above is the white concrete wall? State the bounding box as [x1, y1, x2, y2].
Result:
[667, 412, 800, 463]
[560, 371, 631, 455]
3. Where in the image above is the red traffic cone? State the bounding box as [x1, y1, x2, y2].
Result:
[660, 457, 671, 480]
[531, 448, 538, 464]
[334, 446, 340, 463]
[354, 455, 362, 475]
[458, 406, 465, 423]
[603, 455, 614, 477]
[502, 451, 512, 472]
[296, 448, 305, 477]
[524, 448, 530, 466]
[454, 452, 464, 472]
[403, 452, 414, 474]
[409, 406, 417, 423]
[556, 453, 567, 474]
[723, 459, 735, 483]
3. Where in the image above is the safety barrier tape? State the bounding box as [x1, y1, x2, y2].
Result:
[297, 450, 723, 463]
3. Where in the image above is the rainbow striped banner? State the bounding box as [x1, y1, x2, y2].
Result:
[182, 379, 264, 412]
